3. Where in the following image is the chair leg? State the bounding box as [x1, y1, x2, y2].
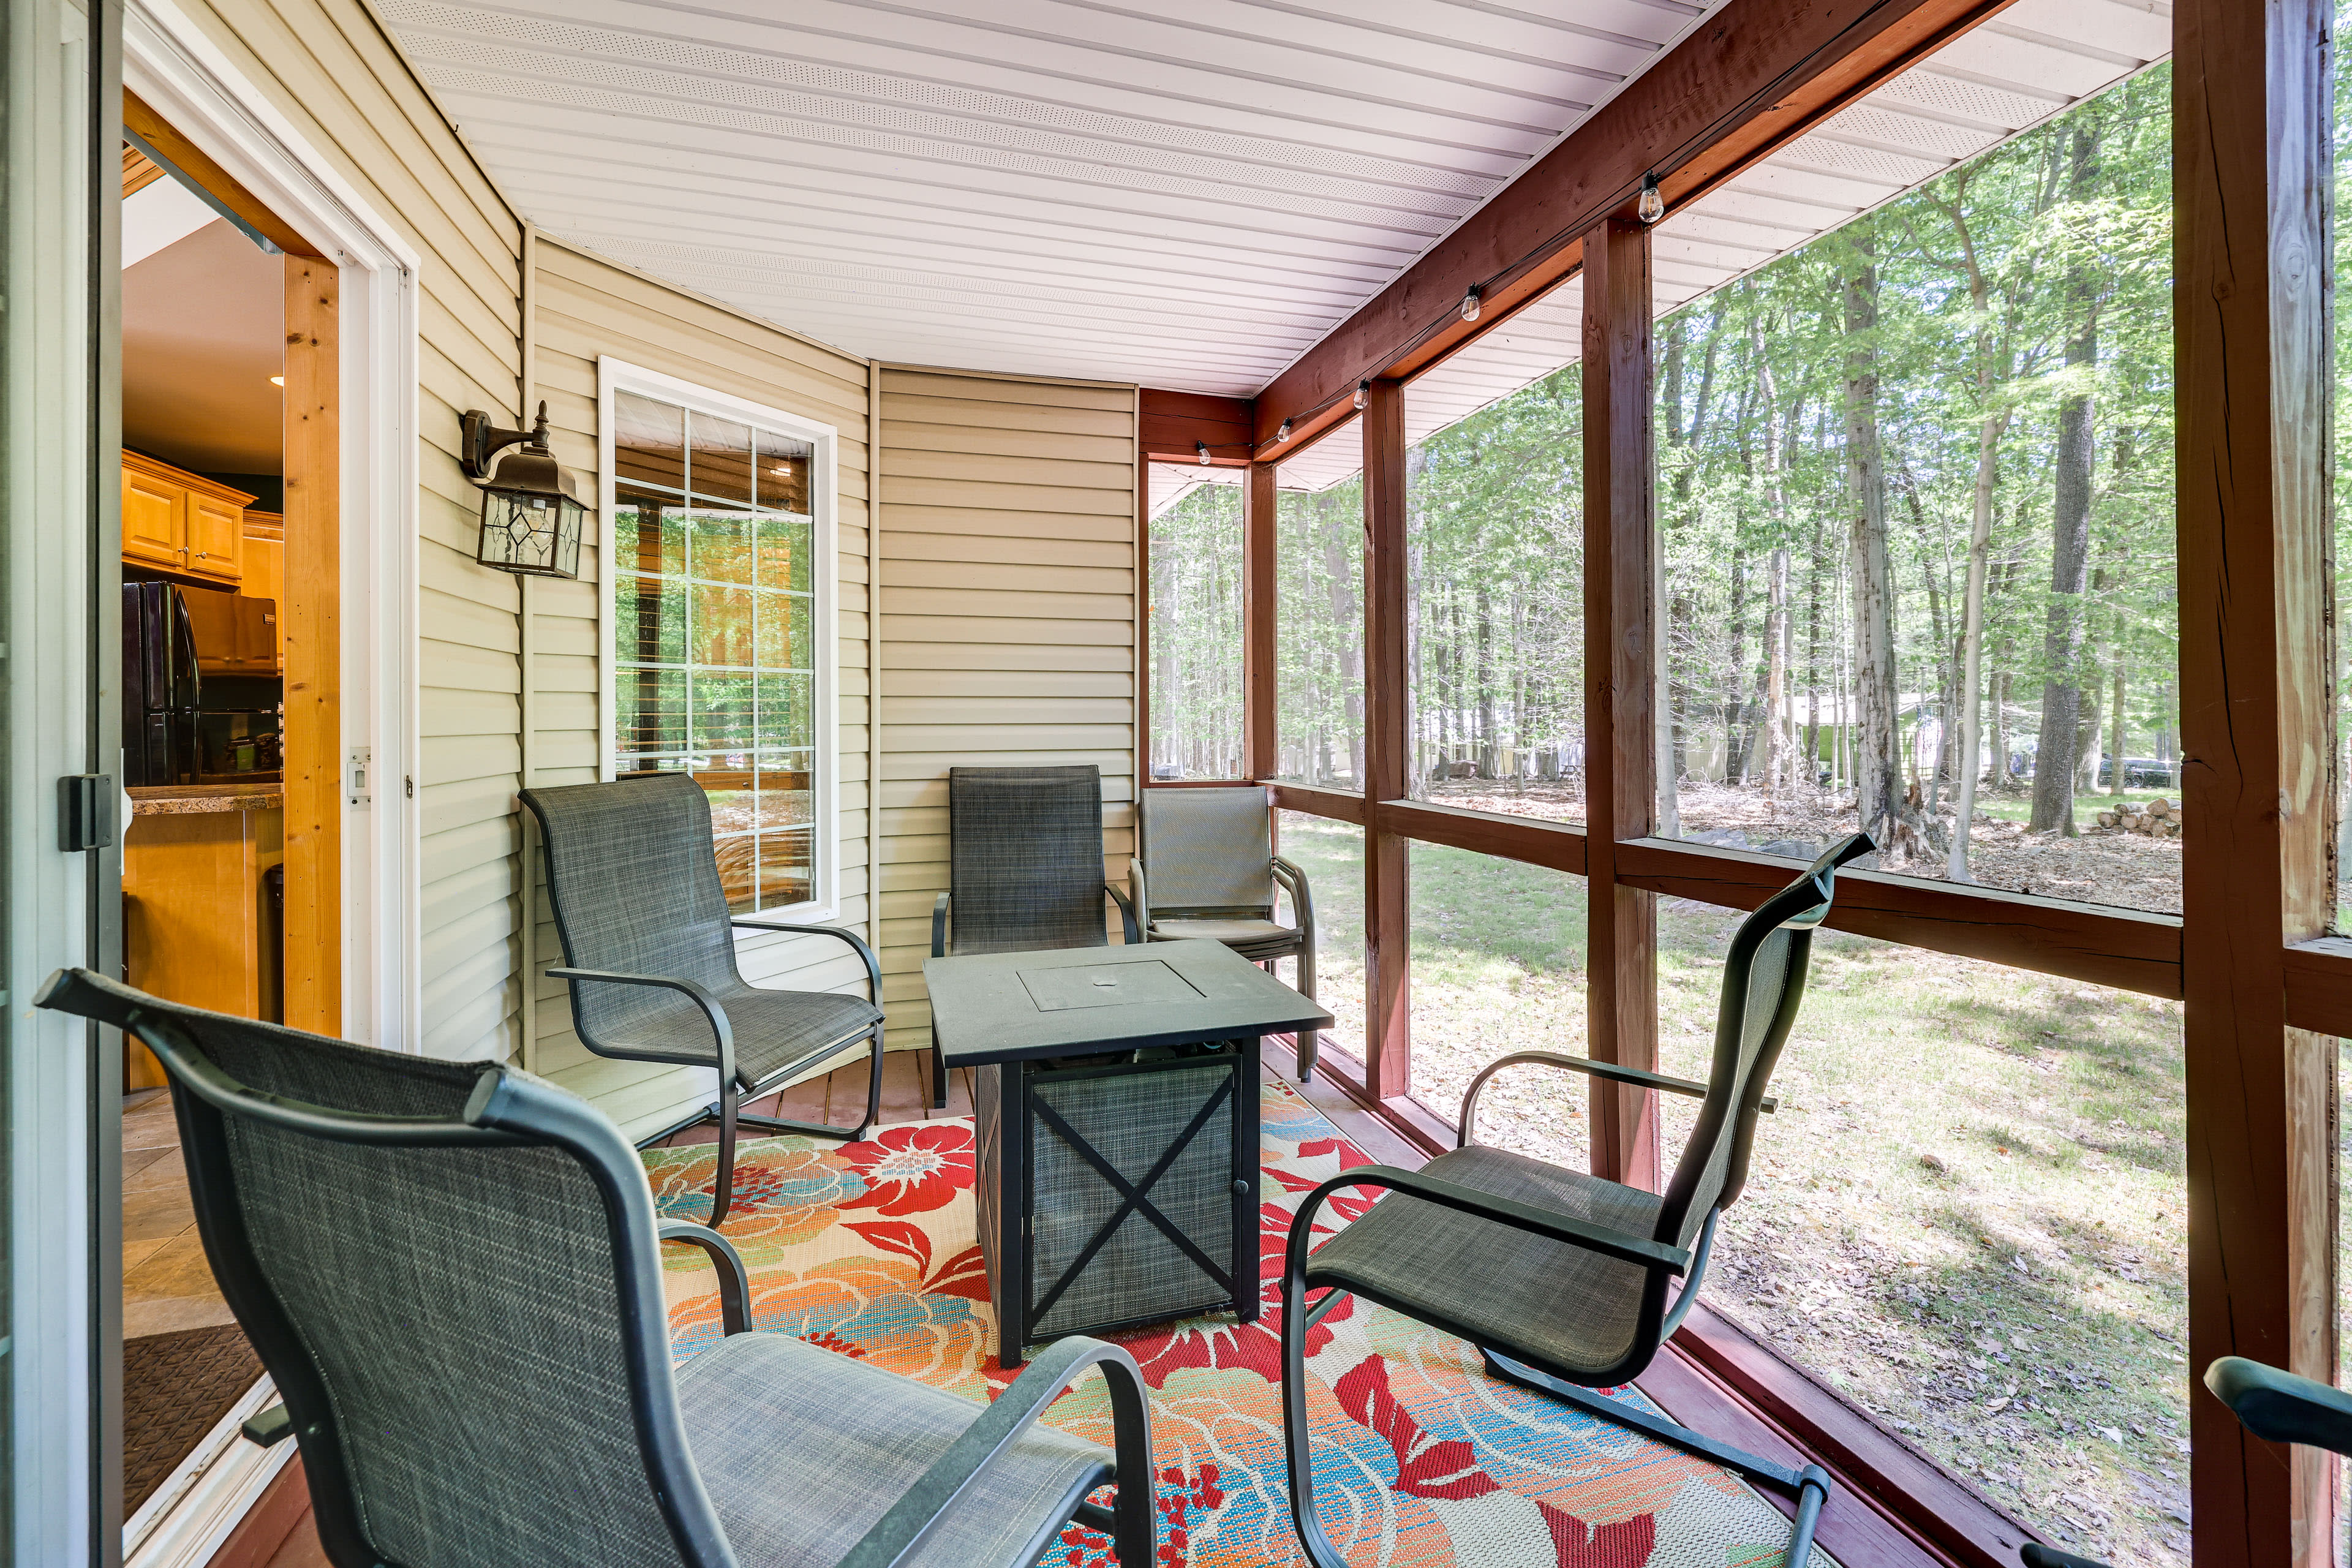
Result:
[1481, 1349, 1831, 1568]
[734, 1030, 890, 1142]
[708, 1077, 739, 1229]
[1295, 941, 1317, 1084]
[1279, 1268, 1354, 1568]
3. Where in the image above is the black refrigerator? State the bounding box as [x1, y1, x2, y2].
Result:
[123, 581, 202, 786]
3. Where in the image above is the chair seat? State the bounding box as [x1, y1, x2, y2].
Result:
[595, 985, 883, 1091]
[1149, 917, 1302, 956]
[1302, 1145, 1663, 1378]
[677, 1331, 1110, 1568]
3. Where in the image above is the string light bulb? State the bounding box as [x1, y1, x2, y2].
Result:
[1276, 419, 1292, 443]
[1461, 285, 1482, 323]
[1637, 172, 1664, 226]
[1196, 440, 1211, 467]
[1354, 381, 1370, 411]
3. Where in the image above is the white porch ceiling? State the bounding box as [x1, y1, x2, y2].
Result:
[377, 0, 1733, 393]
[1186, 0, 2169, 499]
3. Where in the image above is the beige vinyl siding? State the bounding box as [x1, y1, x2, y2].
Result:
[526, 241, 881, 1140]
[175, 0, 525, 1061]
[875, 369, 1139, 1046]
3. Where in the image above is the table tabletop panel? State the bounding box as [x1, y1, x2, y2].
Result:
[924, 940, 1332, 1066]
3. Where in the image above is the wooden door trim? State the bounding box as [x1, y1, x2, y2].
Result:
[282, 257, 340, 1034]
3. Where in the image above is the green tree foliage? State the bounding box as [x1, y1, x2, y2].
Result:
[1147, 481, 1244, 778]
[1152, 67, 2176, 865]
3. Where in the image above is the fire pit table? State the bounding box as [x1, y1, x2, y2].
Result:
[922, 938, 1331, 1366]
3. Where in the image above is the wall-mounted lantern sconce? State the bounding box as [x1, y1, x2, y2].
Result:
[459, 400, 587, 579]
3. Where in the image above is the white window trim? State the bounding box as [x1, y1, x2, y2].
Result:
[595, 356, 842, 924]
[129, 0, 424, 1051]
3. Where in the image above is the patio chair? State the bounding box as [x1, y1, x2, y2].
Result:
[2018, 1356, 2352, 1568]
[1131, 785, 1319, 1079]
[522, 772, 885, 1226]
[1277, 833, 1877, 1568]
[930, 764, 1139, 1104]
[37, 968, 1155, 1568]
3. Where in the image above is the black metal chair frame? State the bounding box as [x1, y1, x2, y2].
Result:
[524, 781, 888, 1227]
[1277, 834, 1876, 1568]
[42, 968, 1156, 1568]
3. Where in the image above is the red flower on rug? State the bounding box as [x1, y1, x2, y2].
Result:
[836, 1123, 974, 1216]
[1539, 1501, 1656, 1567]
[1336, 1355, 1498, 1501]
[802, 1329, 867, 1360]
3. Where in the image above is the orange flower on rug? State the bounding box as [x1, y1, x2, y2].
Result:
[644, 1079, 1833, 1568]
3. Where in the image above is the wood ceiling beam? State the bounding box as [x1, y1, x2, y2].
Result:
[1138, 388, 1254, 466]
[1247, 0, 2019, 457]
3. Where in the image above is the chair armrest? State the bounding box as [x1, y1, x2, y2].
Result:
[1128, 856, 1149, 935]
[931, 892, 951, 959]
[546, 967, 734, 1082]
[1271, 856, 1314, 937]
[729, 919, 883, 1004]
[2205, 1356, 2352, 1455]
[658, 1221, 752, 1336]
[1288, 1165, 1689, 1278]
[1459, 1049, 1771, 1148]
[1104, 880, 1140, 944]
[832, 1336, 1153, 1568]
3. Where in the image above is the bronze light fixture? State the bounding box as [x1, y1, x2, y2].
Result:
[459, 400, 587, 578]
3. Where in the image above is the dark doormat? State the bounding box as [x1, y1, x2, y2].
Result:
[123, 1323, 263, 1521]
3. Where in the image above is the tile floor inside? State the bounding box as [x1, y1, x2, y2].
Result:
[123, 1087, 234, 1338]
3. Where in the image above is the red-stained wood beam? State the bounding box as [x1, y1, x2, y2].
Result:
[1249, 0, 2018, 458]
[1583, 215, 1659, 1193]
[2176, 0, 2338, 1560]
[2283, 938, 2352, 1038]
[1243, 462, 1277, 780]
[1379, 799, 1587, 878]
[1361, 380, 1411, 1100]
[1616, 838, 2183, 998]
[1270, 782, 1367, 827]
[1140, 388, 1254, 466]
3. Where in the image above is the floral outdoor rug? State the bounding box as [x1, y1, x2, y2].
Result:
[644, 1080, 1830, 1568]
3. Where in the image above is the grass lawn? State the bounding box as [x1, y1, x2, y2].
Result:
[1276, 814, 2193, 1566]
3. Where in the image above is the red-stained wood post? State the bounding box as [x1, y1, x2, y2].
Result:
[1583, 217, 1660, 1192]
[1363, 380, 1411, 1099]
[2176, 1, 2338, 1561]
[1243, 461, 1278, 783]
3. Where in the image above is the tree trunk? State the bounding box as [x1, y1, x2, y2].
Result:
[1842, 232, 1909, 858]
[2109, 657, 2127, 796]
[2027, 121, 2102, 837]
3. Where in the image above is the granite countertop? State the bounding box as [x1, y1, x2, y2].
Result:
[129, 783, 284, 816]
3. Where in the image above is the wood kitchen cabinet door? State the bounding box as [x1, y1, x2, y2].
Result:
[122, 466, 184, 568]
[185, 491, 246, 584]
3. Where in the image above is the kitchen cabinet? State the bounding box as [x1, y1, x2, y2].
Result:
[181, 586, 280, 674]
[121, 451, 252, 589]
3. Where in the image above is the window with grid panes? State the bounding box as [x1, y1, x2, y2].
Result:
[611, 388, 820, 912]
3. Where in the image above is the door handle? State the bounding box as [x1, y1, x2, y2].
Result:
[58, 775, 116, 852]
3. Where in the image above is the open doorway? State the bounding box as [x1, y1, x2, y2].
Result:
[114, 95, 341, 1558]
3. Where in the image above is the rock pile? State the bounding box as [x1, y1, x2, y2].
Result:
[2095, 798, 2182, 839]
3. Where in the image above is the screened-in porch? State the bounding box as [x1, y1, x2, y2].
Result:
[12, 0, 2348, 1566]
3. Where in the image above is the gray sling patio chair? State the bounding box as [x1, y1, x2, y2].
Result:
[1131, 785, 1318, 1079]
[1278, 833, 1877, 1568]
[929, 764, 1139, 1104]
[38, 968, 1154, 1568]
[522, 772, 885, 1226]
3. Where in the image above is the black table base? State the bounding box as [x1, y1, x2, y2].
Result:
[976, 1039, 1261, 1366]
